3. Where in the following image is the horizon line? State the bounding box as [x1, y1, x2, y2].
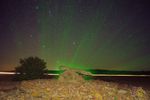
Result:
[0, 72, 150, 77]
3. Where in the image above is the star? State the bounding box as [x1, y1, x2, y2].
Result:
[73, 41, 76, 45]
[56, 60, 60, 64]
[18, 41, 23, 46]
[37, 19, 41, 24]
[48, 10, 53, 16]
[29, 34, 33, 38]
[35, 6, 39, 10]
[42, 45, 46, 48]
[78, 0, 82, 4]
[79, 10, 83, 13]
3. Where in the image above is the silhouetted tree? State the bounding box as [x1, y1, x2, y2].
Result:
[14, 56, 48, 81]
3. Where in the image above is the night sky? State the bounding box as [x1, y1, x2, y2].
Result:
[0, 0, 150, 71]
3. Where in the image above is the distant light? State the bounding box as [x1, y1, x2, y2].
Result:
[48, 73, 59, 75]
[0, 72, 150, 77]
[0, 72, 15, 75]
[92, 74, 150, 77]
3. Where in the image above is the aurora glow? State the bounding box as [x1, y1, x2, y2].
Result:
[0, 0, 150, 71]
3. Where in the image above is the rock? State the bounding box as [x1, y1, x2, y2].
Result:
[94, 93, 103, 100]
[118, 89, 128, 94]
[134, 87, 146, 98]
[58, 67, 85, 83]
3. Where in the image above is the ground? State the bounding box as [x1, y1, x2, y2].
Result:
[0, 69, 149, 100]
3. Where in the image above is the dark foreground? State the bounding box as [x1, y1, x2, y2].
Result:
[0, 74, 150, 100]
[0, 74, 150, 91]
[93, 76, 150, 91]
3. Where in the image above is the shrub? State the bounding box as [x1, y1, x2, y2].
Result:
[14, 56, 48, 81]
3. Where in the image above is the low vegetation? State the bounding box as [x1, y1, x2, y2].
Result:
[14, 56, 48, 81]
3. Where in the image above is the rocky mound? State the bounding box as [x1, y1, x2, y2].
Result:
[58, 67, 85, 83]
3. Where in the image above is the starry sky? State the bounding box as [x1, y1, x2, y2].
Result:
[0, 0, 150, 71]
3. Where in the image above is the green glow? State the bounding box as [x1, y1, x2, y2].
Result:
[55, 61, 85, 70]
[0, 0, 149, 72]
[34, 0, 150, 71]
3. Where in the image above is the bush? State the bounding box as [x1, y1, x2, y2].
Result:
[14, 56, 48, 81]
